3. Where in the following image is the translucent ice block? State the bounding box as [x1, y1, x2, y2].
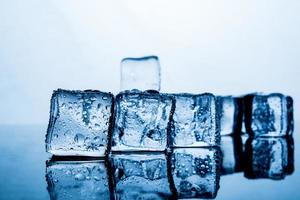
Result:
[244, 137, 294, 180]
[244, 93, 293, 137]
[46, 160, 110, 200]
[171, 93, 220, 147]
[111, 91, 174, 151]
[170, 148, 221, 199]
[121, 56, 161, 91]
[217, 96, 243, 135]
[109, 153, 172, 199]
[46, 89, 114, 156]
[220, 135, 243, 175]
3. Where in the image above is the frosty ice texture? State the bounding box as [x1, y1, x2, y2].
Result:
[121, 56, 161, 91]
[46, 89, 114, 156]
[170, 148, 220, 199]
[244, 137, 294, 180]
[244, 93, 293, 137]
[46, 160, 110, 200]
[217, 96, 243, 135]
[111, 91, 174, 151]
[220, 135, 243, 175]
[171, 93, 220, 147]
[109, 153, 172, 199]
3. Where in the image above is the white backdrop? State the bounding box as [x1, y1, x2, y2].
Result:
[0, 0, 299, 124]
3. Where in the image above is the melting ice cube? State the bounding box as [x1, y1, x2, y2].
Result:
[170, 93, 220, 147]
[46, 89, 114, 156]
[244, 93, 293, 137]
[111, 90, 174, 151]
[217, 96, 243, 135]
[121, 56, 161, 91]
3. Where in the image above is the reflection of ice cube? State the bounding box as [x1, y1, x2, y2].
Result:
[111, 91, 174, 151]
[244, 137, 294, 180]
[46, 89, 114, 156]
[244, 93, 293, 137]
[171, 93, 220, 147]
[217, 96, 243, 135]
[109, 153, 172, 199]
[46, 160, 110, 200]
[170, 148, 221, 199]
[220, 135, 243, 175]
[121, 56, 161, 91]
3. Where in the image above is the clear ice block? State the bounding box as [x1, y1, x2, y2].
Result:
[170, 148, 221, 199]
[111, 91, 174, 151]
[220, 135, 243, 175]
[121, 56, 161, 91]
[217, 96, 243, 135]
[171, 93, 220, 147]
[46, 89, 114, 156]
[244, 93, 293, 137]
[46, 160, 110, 200]
[109, 153, 172, 199]
[244, 137, 294, 180]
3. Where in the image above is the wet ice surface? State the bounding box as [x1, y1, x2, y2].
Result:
[171, 93, 220, 147]
[46, 160, 110, 200]
[0, 125, 299, 199]
[112, 91, 173, 151]
[46, 89, 113, 156]
[244, 93, 292, 137]
[121, 56, 161, 91]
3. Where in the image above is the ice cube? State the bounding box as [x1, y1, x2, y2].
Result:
[46, 159, 110, 200]
[217, 96, 243, 135]
[111, 91, 174, 151]
[46, 89, 114, 156]
[220, 135, 243, 175]
[244, 137, 294, 180]
[286, 96, 294, 136]
[121, 56, 161, 91]
[244, 93, 293, 137]
[109, 153, 172, 199]
[170, 148, 221, 199]
[170, 93, 220, 147]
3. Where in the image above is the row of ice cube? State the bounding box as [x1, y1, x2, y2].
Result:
[46, 89, 293, 156]
[46, 147, 221, 200]
[46, 135, 294, 200]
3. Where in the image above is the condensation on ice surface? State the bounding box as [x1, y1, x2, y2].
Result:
[46, 160, 110, 200]
[111, 91, 174, 151]
[170, 148, 221, 199]
[245, 93, 293, 137]
[171, 93, 220, 147]
[109, 153, 172, 199]
[121, 56, 161, 92]
[46, 89, 114, 156]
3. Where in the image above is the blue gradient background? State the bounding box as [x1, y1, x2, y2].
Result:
[0, 1, 299, 199]
[0, 0, 299, 125]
